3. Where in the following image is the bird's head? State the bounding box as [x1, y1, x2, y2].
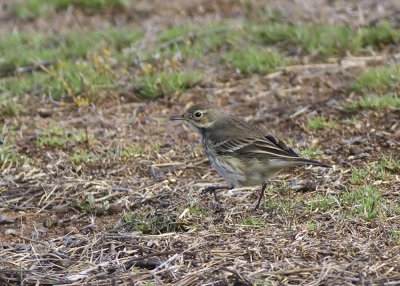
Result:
[170, 104, 219, 131]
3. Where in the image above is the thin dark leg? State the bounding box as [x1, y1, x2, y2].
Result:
[254, 182, 267, 210]
[201, 185, 231, 195]
[201, 185, 232, 203]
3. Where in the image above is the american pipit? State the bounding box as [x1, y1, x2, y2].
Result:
[170, 104, 330, 209]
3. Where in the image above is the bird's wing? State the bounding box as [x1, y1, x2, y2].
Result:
[212, 134, 300, 160]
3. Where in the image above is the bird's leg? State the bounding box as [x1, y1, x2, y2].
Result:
[254, 182, 267, 210]
[201, 185, 232, 203]
[201, 185, 231, 195]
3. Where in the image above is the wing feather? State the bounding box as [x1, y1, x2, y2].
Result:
[212, 135, 300, 160]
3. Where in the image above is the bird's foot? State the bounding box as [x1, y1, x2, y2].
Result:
[201, 185, 231, 195]
[201, 185, 231, 203]
[201, 186, 217, 195]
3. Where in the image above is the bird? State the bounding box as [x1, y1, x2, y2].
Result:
[170, 103, 330, 210]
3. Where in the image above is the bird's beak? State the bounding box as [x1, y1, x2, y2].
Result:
[169, 114, 185, 121]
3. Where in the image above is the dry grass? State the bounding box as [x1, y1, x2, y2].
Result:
[1, 0, 400, 285]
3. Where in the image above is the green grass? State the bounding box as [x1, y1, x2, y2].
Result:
[240, 216, 263, 226]
[308, 160, 397, 219]
[300, 146, 322, 158]
[52, 0, 129, 10]
[0, 32, 56, 73]
[71, 150, 99, 164]
[306, 185, 393, 221]
[379, 154, 400, 172]
[36, 134, 65, 147]
[306, 116, 337, 130]
[255, 23, 361, 56]
[134, 70, 202, 99]
[344, 93, 400, 110]
[1, 56, 117, 101]
[305, 219, 322, 231]
[341, 116, 361, 126]
[159, 25, 197, 42]
[123, 210, 186, 234]
[0, 27, 141, 101]
[349, 167, 371, 185]
[151, 21, 232, 59]
[253, 21, 400, 56]
[391, 228, 400, 244]
[44, 60, 116, 101]
[159, 34, 222, 59]
[0, 143, 26, 167]
[2, 15, 400, 108]
[361, 20, 400, 47]
[188, 205, 205, 216]
[253, 279, 272, 286]
[374, 154, 399, 180]
[0, 95, 23, 117]
[12, 0, 55, 20]
[119, 143, 145, 158]
[307, 194, 338, 212]
[349, 155, 399, 185]
[151, 20, 400, 63]
[106, 142, 160, 160]
[71, 141, 163, 163]
[0, 73, 48, 95]
[223, 46, 286, 74]
[13, 0, 129, 20]
[351, 65, 400, 93]
[341, 185, 383, 221]
[0, 130, 27, 166]
[262, 195, 294, 216]
[36, 124, 92, 147]
[0, 27, 141, 72]
[130, 20, 234, 64]
[79, 193, 110, 215]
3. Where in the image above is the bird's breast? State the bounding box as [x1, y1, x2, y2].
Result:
[203, 141, 280, 187]
[203, 142, 248, 187]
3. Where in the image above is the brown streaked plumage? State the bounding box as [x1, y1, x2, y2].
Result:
[170, 104, 330, 209]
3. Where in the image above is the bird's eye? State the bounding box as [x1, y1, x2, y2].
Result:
[194, 111, 203, 118]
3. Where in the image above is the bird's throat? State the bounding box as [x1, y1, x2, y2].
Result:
[188, 122, 206, 138]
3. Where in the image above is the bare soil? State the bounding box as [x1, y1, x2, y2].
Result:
[1, 0, 400, 285]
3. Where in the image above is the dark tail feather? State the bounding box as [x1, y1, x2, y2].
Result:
[298, 158, 331, 168]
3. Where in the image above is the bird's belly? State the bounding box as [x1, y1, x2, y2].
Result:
[204, 148, 244, 187]
[241, 159, 280, 186]
[204, 146, 278, 187]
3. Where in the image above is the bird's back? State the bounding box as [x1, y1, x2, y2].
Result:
[204, 114, 264, 142]
[202, 113, 329, 186]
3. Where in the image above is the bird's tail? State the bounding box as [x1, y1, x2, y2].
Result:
[296, 158, 331, 168]
[270, 158, 331, 168]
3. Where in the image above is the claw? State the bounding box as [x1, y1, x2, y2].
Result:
[201, 185, 231, 195]
[201, 186, 218, 195]
[200, 185, 232, 203]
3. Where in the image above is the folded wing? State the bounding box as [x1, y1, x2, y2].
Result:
[213, 135, 300, 160]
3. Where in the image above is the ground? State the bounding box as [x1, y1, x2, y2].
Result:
[0, 0, 400, 285]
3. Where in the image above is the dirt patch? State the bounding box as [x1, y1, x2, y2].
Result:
[1, 0, 400, 285]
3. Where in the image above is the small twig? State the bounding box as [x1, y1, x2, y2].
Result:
[264, 267, 321, 276]
[0, 60, 53, 78]
[15, 61, 53, 74]
[9, 233, 49, 247]
[289, 105, 310, 119]
[0, 269, 32, 273]
[277, 53, 400, 74]
[220, 267, 252, 286]
[97, 187, 134, 193]
[156, 25, 240, 51]
[280, 63, 339, 71]
[124, 250, 178, 269]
